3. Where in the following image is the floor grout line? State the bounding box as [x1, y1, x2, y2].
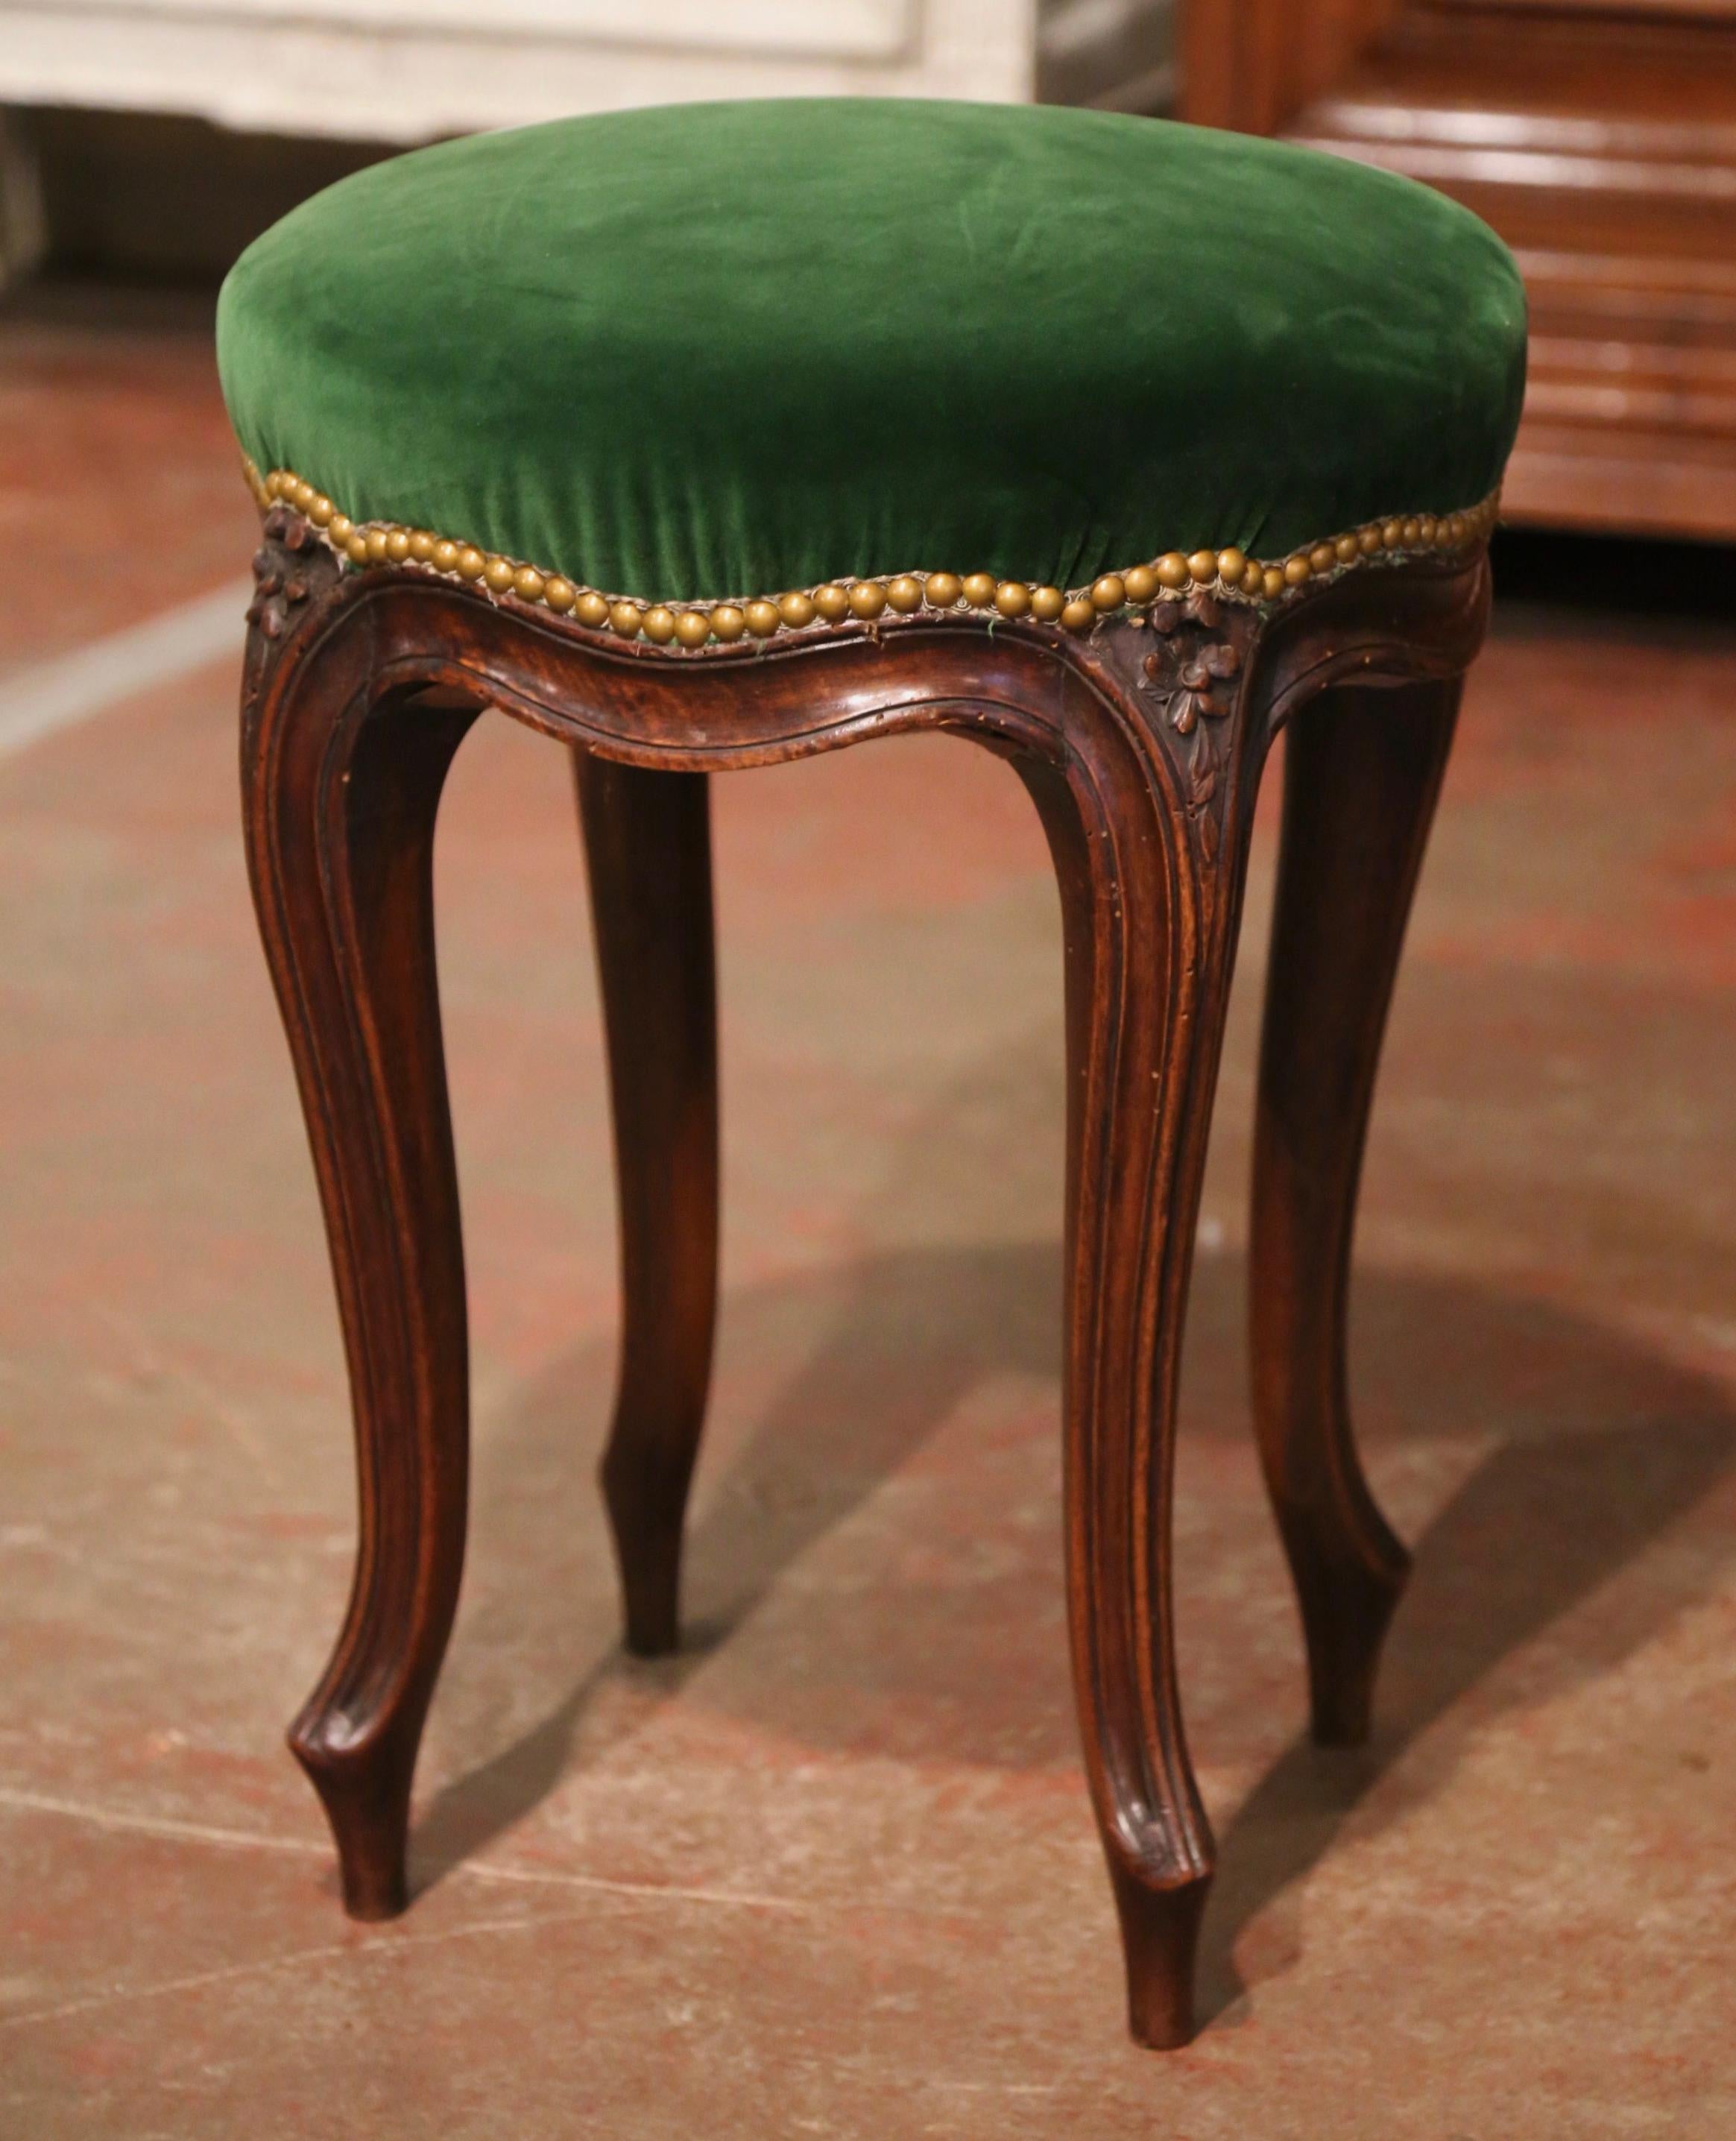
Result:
[0, 1904, 605, 2034]
[0, 1783, 323, 1859]
[0, 1782, 826, 1917]
[0, 578, 253, 761]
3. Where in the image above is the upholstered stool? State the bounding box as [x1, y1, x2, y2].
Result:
[220, 98, 1525, 2048]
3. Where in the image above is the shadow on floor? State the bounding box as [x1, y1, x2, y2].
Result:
[411, 1236, 1067, 1888]
[411, 1228, 1736, 2021]
[1196, 1394, 1735, 2025]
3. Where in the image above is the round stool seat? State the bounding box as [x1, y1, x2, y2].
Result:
[218, 98, 1526, 616]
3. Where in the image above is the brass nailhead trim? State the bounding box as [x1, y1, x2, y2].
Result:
[247, 459, 1499, 650]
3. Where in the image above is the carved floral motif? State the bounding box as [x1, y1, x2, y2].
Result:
[1135, 591, 1253, 863]
[1140, 593, 1242, 733]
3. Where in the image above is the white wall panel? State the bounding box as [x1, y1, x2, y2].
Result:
[0, 1, 1036, 140]
[82, 0, 916, 60]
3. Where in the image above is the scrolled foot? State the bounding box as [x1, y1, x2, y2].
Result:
[600, 1454, 685, 1659]
[1108, 1858, 1213, 2050]
[289, 1715, 415, 1920]
[1295, 1541, 1409, 1749]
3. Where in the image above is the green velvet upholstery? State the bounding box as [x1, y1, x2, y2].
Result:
[218, 98, 1526, 605]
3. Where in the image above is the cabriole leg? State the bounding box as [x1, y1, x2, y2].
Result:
[574, 755, 719, 1656]
[243, 580, 477, 1917]
[1250, 677, 1460, 1745]
[1015, 649, 1260, 2049]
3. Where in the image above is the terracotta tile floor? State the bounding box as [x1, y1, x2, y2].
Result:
[1, 287, 1734, 2137]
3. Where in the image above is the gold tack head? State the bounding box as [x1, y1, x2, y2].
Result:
[994, 581, 1031, 618]
[1090, 573, 1126, 612]
[1061, 597, 1096, 633]
[408, 530, 436, 563]
[575, 590, 610, 626]
[1334, 535, 1359, 564]
[328, 514, 354, 546]
[457, 546, 487, 581]
[674, 610, 712, 649]
[1122, 565, 1158, 603]
[711, 605, 747, 642]
[745, 599, 781, 637]
[1382, 518, 1404, 548]
[848, 581, 888, 619]
[1262, 566, 1286, 599]
[962, 573, 997, 608]
[1284, 555, 1312, 587]
[514, 566, 546, 602]
[1186, 551, 1218, 585]
[924, 572, 962, 609]
[886, 576, 923, 614]
[1401, 517, 1422, 547]
[384, 529, 411, 564]
[545, 576, 576, 613]
[609, 601, 643, 639]
[346, 532, 370, 564]
[432, 539, 460, 573]
[813, 584, 850, 622]
[1155, 554, 1189, 590]
[365, 528, 390, 563]
[1309, 542, 1335, 573]
[643, 605, 678, 643]
[308, 495, 335, 529]
[1216, 547, 1246, 583]
[1241, 558, 1264, 594]
[484, 555, 516, 593]
[778, 591, 817, 629]
[1360, 526, 1382, 554]
[1030, 585, 1064, 621]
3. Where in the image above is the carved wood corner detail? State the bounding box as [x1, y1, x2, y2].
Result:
[1091, 590, 1263, 871]
[249, 505, 342, 646]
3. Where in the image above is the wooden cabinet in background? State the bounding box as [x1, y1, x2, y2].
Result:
[1181, 0, 1736, 540]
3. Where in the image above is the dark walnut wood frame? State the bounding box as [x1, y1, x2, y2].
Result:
[241, 505, 1487, 2049]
